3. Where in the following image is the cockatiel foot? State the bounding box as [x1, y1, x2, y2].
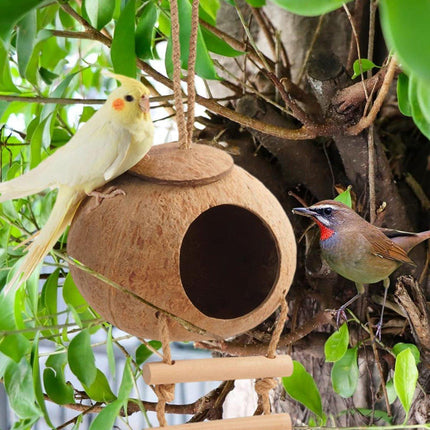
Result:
[87, 186, 126, 212]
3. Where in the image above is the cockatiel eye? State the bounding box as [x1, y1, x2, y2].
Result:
[125, 95, 134, 102]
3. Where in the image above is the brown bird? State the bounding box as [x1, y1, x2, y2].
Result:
[293, 199, 430, 337]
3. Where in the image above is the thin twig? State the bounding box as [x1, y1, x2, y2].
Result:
[347, 57, 398, 135]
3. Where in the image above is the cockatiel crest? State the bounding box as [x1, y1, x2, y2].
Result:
[0, 72, 154, 293]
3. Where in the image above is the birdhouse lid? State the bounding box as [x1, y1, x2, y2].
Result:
[129, 141, 234, 185]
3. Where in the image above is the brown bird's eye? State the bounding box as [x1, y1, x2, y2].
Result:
[323, 207, 332, 216]
[125, 95, 134, 102]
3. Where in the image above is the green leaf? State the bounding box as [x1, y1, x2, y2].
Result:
[380, 0, 430, 83]
[416, 76, 430, 126]
[346, 408, 393, 424]
[282, 360, 324, 420]
[397, 73, 412, 117]
[68, 329, 97, 387]
[0, 334, 30, 362]
[31, 333, 53, 427]
[135, 340, 162, 365]
[43, 351, 75, 405]
[39, 67, 59, 85]
[17, 10, 37, 77]
[30, 116, 50, 169]
[84, 369, 117, 403]
[41, 268, 59, 326]
[0, 0, 44, 42]
[135, 1, 158, 59]
[105, 326, 116, 377]
[409, 73, 430, 139]
[386, 378, 397, 404]
[334, 186, 352, 207]
[111, 0, 136, 78]
[351, 58, 378, 79]
[201, 27, 244, 57]
[0, 40, 19, 92]
[324, 323, 349, 362]
[63, 273, 89, 314]
[268, 0, 351, 16]
[165, 0, 219, 80]
[245, 0, 266, 7]
[89, 359, 134, 430]
[392, 343, 421, 365]
[0, 286, 18, 330]
[394, 348, 418, 416]
[4, 358, 42, 419]
[331, 347, 358, 398]
[82, 0, 115, 30]
[199, 0, 220, 24]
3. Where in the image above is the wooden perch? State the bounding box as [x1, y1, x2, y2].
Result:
[143, 355, 293, 385]
[152, 414, 291, 429]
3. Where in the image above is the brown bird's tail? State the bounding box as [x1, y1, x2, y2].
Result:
[387, 229, 430, 254]
[4, 187, 85, 294]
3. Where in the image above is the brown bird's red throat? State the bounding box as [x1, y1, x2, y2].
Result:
[314, 218, 335, 241]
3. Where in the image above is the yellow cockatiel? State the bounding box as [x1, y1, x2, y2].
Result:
[0, 72, 154, 293]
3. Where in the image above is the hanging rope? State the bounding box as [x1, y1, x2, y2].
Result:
[255, 297, 289, 415]
[154, 313, 175, 427]
[185, 0, 200, 149]
[169, 0, 200, 149]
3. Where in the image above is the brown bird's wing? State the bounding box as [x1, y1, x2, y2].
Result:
[363, 229, 415, 266]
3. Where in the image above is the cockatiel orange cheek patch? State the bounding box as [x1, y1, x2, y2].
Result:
[112, 98, 125, 110]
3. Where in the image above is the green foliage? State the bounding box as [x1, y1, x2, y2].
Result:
[324, 323, 349, 362]
[88, 359, 134, 430]
[111, 0, 136, 78]
[82, 0, 115, 30]
[394, 348, 418, 418]
[379, 0, 430, 83]
[68, 329, 97, 386]
[392, 342, 421, 365]
[0, 0, 44, 42]
[43, 352, 75, 405]
[136, 340, 162, 365]
[351, 58, 379, 80]
[331, 347, 358, 398]
[268, 0, 352, 17]
[282, 360, 325, 424]
[334, 186, 352, 207]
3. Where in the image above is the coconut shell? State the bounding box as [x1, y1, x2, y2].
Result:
[68, 142, 296, 341]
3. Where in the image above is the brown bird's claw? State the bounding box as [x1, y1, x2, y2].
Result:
[335, 307, 348, 327]
[87, 186, 126, 212]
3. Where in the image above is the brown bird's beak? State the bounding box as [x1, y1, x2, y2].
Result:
[139, 94, 150, 116]
[292, 207, 315, 218]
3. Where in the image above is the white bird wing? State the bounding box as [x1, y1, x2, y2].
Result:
[0, 109, 132, 201]
[37, 114, 132, 192]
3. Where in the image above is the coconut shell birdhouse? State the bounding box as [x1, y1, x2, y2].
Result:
[67, 142, 296, 342]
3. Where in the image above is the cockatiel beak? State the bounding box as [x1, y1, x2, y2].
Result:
[139, 94, 151, 119]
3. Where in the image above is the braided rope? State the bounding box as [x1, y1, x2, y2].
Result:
[184, 0, 200, 149]
[255, 298, 288, 415]
[170, 0, 188, 147]
[155, 313, 175, 427]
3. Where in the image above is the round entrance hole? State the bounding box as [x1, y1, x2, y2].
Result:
[180, 204, 280, 319]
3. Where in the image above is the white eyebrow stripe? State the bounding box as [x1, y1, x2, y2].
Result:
[310, 205, 335, 210]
